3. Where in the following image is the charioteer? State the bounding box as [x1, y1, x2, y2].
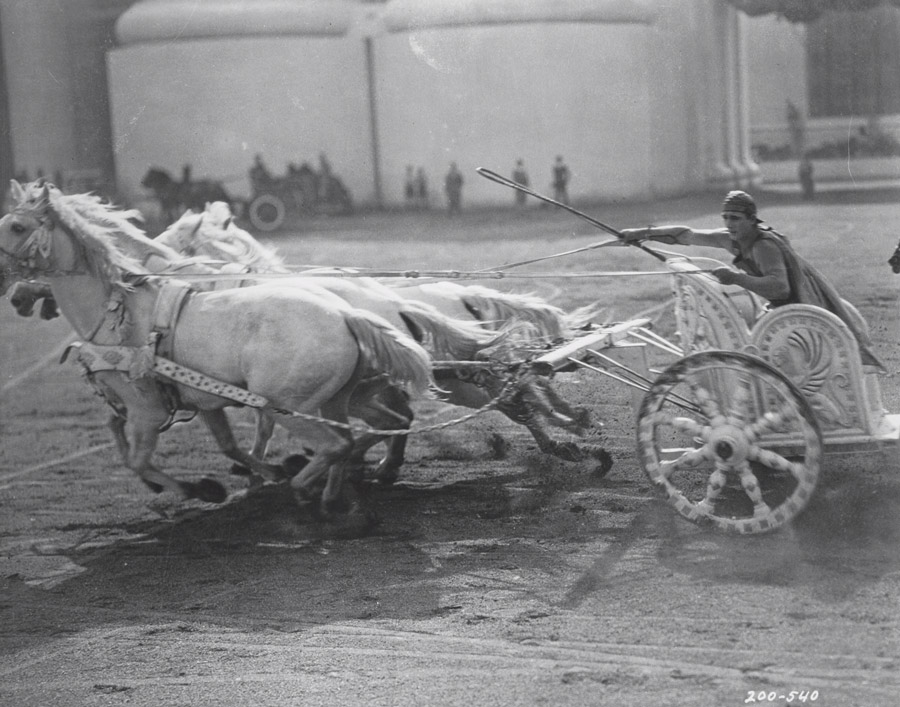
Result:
[619, 190, 885, 371]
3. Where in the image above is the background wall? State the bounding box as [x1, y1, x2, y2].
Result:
[373, 22, 654, 206]
[108, 37, 370, 204]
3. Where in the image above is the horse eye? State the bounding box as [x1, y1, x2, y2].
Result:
[10, 222, 26, 235]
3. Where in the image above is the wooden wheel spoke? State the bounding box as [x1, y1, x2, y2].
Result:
[648, 409, 708, 438]
[692, 466, 727, 516]
[685, 374, 721, 421]
[746, 446, 802, 477]
[658, 447, 711, 480]
[747, 401, 798, 440]
[727, 372, 755, 425]
[736, 460, 771, 517]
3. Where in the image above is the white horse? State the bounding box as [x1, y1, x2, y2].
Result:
[9, 209, 504, 486]
[156, 208, 513, 482]
[0, 180, 434, 515]
[157, 204, 611, 473]
[6, 213, 315, 487]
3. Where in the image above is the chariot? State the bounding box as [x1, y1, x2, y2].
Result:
[246, 160, 353, 232]
[434, 168, 900, 535]
[499, 252, 900, 535]
[4, 176, 897, 536]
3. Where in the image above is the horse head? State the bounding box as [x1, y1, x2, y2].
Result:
[204, 201, 233, 229]
[154, 210, 205, 255]
[0, 180, 57, 288]
[888, 239, 900, 274]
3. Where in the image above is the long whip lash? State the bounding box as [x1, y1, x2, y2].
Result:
[476, 167, 668, 263]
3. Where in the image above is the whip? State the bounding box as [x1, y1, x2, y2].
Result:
[476, 167, 668, 263]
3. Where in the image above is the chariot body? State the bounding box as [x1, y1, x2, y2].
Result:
[520, 252, 900, 534]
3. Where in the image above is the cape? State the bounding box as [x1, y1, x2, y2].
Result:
[759, 228, 886, 372]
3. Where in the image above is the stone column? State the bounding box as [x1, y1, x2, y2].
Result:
[732, 7, 762, 187]
[0, 0, 78, 179]
[703, 0, 760, 190]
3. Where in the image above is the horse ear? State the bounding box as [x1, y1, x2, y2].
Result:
[39, 183, 52, 210]
[9, 179, 25, 203]
[224, 216, 233, 229]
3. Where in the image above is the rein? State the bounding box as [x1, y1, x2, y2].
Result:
[143, 264, 718, 284]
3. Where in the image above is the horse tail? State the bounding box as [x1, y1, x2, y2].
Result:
[342, 308, 434, 398]
[461, 286, 569, 340]
[397, 300, 498, 361]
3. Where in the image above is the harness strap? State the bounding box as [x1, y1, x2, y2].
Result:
[152, 357, 270, 408]
[150, 280, 193, 358]
[65, 340, 271, 409]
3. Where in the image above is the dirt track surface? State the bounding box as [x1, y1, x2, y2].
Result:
[2, 190, 900, 706]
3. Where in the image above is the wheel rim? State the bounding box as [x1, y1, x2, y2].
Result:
[249, 194, 286, 231]
[637, 351, 822, 535]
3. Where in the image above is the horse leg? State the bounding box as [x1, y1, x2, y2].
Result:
[361, 388, 413, 485]
[199, 409, 290, 483]
[125, 416, 228, 503]
[280, 397, 359, 520]
[108, 412, 134, 467]
[250, 410, 275, 460]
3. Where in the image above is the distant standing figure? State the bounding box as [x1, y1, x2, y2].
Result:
[318, 152, 333, 202]
[512, 159, 529, 207]
[552, 155, 570, 205]
[799, 155, 815, 201]
[444, 162, 463, 215]
[404, 165, 416, 209]
[415, 167, 430, 210]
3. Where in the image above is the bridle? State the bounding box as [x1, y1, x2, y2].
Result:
[2, 204, 125, 343]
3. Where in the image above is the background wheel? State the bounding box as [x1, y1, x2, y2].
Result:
[248, 194, 286, 232]
[637, 350, 822, 535]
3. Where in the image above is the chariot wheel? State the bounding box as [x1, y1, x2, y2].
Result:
[248, 194, 286, 232]
[637, 350, 822, 535]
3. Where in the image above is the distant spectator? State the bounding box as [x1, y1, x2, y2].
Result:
[415, 167, 430, 210]
[512, 159, 529, 207]
[552, 155, 570, 205]
[799, 154, 815, 201]
[444, 162, 463, 215]
[404, 165, 416, 209]
[318, 152, 332, 202]
[787, 100, 805, 158]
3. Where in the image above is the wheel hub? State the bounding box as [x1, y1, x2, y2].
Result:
[707, 425, 749, 464]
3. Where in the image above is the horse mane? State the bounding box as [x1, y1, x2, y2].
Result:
[457, 285, 570, 339]
[194, 207, 287, 273]
[18, 181, 175, 289]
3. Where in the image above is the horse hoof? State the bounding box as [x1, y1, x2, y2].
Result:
[573, 407, 592, 430]
[230, 463, 252, 477]
[39, 299, 59, 320]
[358, 506, 380, 527]
[292, 487, 324, 522]
[142, 479, 166, 494]
[488, 432, 511, 460]
[322, 495, 350, 516]
[553, 441, 586, 463]
[590, 449, 614, 478]
[282, 454, 309, 479]
[193, 477, 229, 503]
